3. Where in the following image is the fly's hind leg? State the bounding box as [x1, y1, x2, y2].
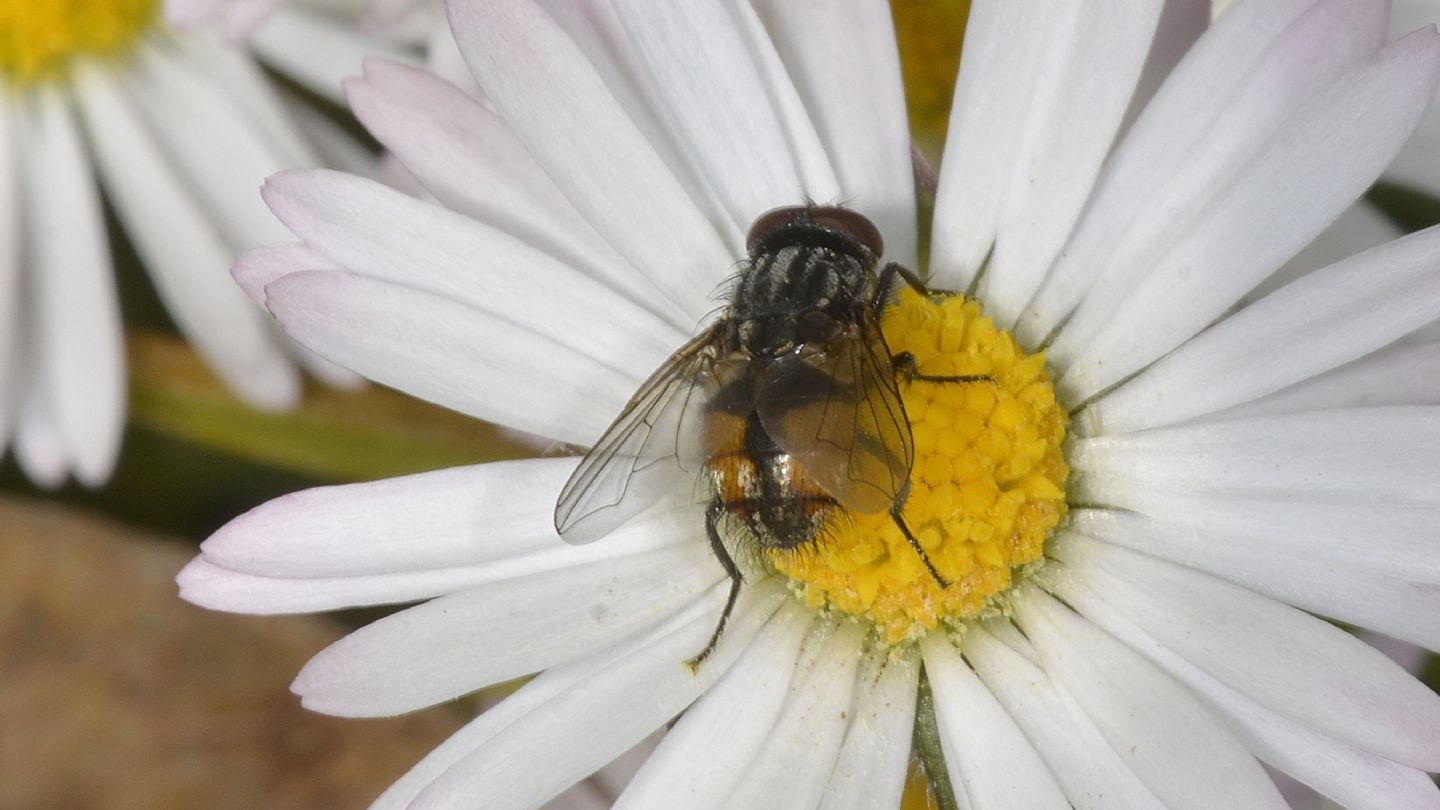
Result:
[889, 480, 950, 589]
[684, 500, 744, 674]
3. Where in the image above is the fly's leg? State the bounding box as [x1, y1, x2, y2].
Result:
[684, 500, 744, 673]
[873, 261, 950, 318]
[890, 480, 950, 589]
[891, 351, 994, 385]
[876, 262, 988, 591]
[877, 262, 996, 385]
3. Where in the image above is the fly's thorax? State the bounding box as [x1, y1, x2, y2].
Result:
[731, 242, 876, 357]
[768, 287, 1070, 645]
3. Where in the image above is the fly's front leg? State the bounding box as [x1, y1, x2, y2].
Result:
[873, 261, 958, 319]
[876, 263, 996, 385]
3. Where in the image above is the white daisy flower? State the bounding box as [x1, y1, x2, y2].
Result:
[0, 0, 406, 486]
[181, 1, 1440, 808]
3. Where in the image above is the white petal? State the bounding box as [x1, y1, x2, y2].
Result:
[263, 270, 633, 444]
[920, 632, 1069, 810]
[1067, 506, 1440, 651]
[181, 462, 704, 614]
[1248, 201, 1402, 306]
[1072, 408, 1440, 505]
[613, 602, 813, 810]
[174, 33, 319, 167]
[275, 91, 380, 180]
[248, 4, 417, 104]
[724, 0, 842, 210]
[1092, 224, 1440, 432]
[124, 41, 298, 254]
[1051, 536, 1440, 770]
[1046, 566, 1440, 810]
[1120, 0, 1211, 135]
[611, 0, 806, 229]
[343, 59, 668, 315]
[408, 578, 789, 809]
[1055, 26, 1440, 401]
[178, 557, 508, 613]
[261, 169, 684, 370]
[219, 0, 286, 40]
[1020, 0, 1382, 347]
[981, 1, 1165, 327]
[19, 86, 124, 486]
[447, 0, 732, 321]
[201, 459, 571, 576]
[817, 648, 919, 810]
[179, 500, 693, 614]
[1014, 587, 1289, 810]
[528, 0, 741, 253]
[292, 541, 724, 716]
[230, 242, 339, 306]
[14, 375, 68, 490]
[963, 627, 1167, 810]
[0, 99, 19, 454]
[930, 0, 1072, 289]
[1215, 341, 1440, 419]
[752, 0, 914, 265]
[164, 0, 221, 29]
[930, 0, 1162, 303]
[368, 633, 621, 810]
[721, 621, 864, 810]
[1073, 492, 1440, 586]
[1385, 65, 1440, 199]
[72, 64, 299, 410]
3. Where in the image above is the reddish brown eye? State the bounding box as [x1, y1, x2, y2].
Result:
[746, 206, 807, 253]
[745, 205, 886, 257]
[809, 207, 884, 257]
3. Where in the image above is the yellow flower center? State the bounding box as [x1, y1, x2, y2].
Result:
[769, 287, 1068, 644]
[0, 0, 159, 83]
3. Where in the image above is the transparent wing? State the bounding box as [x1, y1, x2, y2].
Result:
[753, 318, 912, 514]
[554, 324, 725, 544]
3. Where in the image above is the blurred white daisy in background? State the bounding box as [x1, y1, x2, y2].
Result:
[0, 0, 433, 486]
[166, 0, 475, 96]
[182, 1, 1440, 809]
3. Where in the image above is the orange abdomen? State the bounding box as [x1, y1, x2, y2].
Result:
[703, 409, 836, 549]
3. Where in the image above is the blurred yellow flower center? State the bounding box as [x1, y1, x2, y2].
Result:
[768, 287, 1068, 644]
[0, 0, 159, 83]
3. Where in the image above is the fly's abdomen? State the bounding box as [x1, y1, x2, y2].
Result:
[704, 410, 835, 551]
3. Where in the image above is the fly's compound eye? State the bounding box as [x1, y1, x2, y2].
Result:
[809, 207, 884, 257]
[745, 205, 886, 258]
[746, 206, 808, 253]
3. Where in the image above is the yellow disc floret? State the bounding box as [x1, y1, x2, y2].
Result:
[769, 286, 1068, 644]
[0, 0, 159, 84]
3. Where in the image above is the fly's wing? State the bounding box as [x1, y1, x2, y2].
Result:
[554, 324, 724, 544]
[753, 319, 912, 514]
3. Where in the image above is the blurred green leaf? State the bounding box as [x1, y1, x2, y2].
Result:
[128, 331, 536, 482]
